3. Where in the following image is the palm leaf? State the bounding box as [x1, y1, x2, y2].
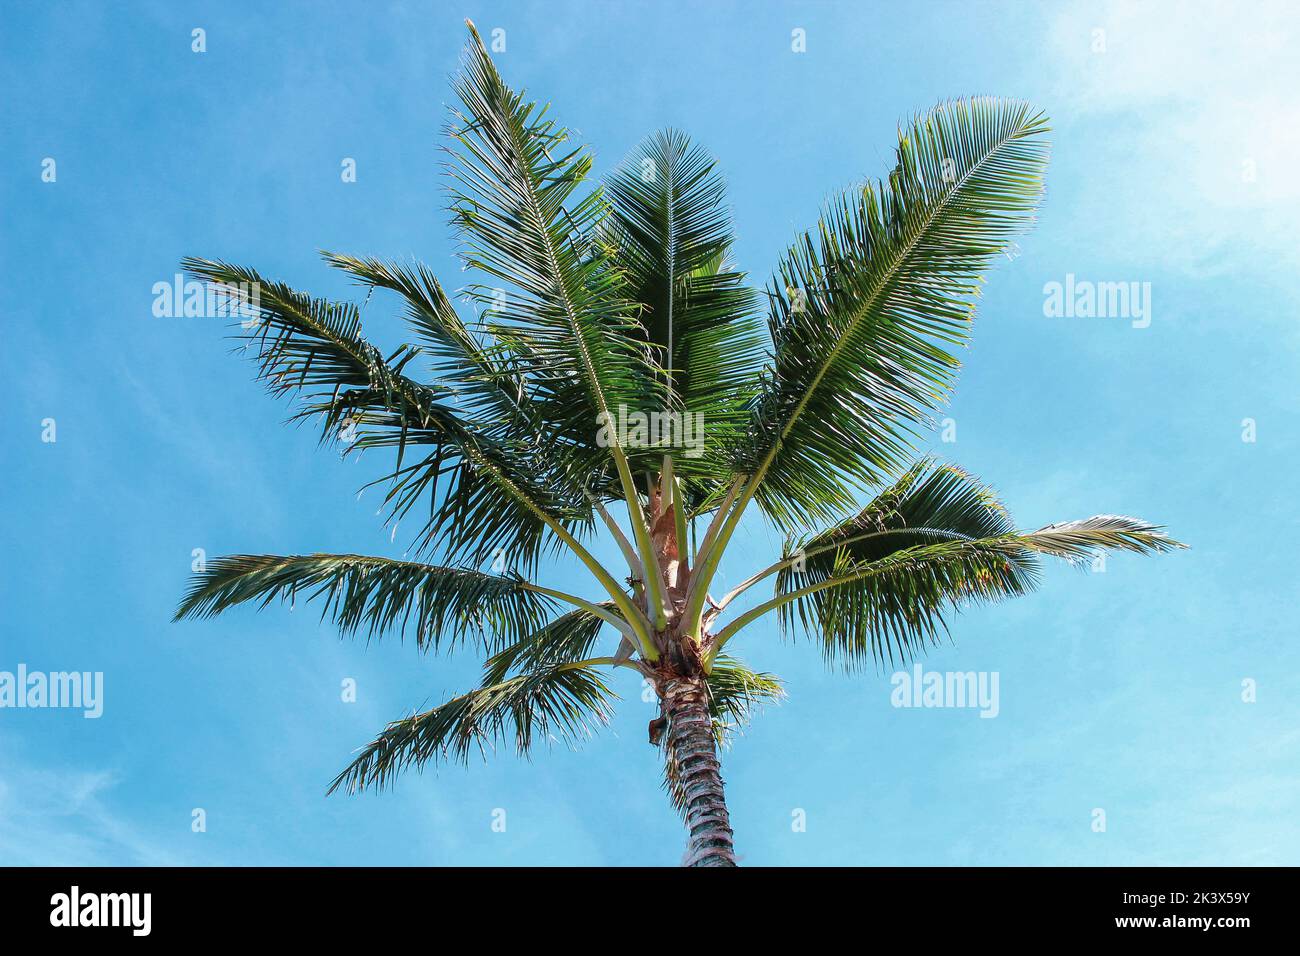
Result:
[446, 22, 660, 480]
[181, 257, 589, 571]
[736, 99, 1051, 528]
[604, 130, 764, 479]
[174, 553, 557, 651]
[322, 253, 542, 439]
[482, 605, 611, 684]
[796, 457, 1021, 554]
[329, 661, 616, 793]
[322, 251, 604, 491]
[705, 655, 785, 736]
[181, 256, 449, 451]
[752, 516, 1184, 668]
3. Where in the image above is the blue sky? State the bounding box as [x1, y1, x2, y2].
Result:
[2, 0, 1298, 866]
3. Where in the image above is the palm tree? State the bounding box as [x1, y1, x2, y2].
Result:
[175, 23, 1183, 867]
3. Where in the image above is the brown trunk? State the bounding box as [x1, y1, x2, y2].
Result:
[662, 676, 737, 867]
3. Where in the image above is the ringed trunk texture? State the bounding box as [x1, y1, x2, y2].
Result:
[663, 676, 736, 867]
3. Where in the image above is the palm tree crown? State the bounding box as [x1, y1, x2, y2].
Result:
[175, 22, 1183, 867]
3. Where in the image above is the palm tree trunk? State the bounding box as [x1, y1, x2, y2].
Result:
[662, 676, 737, 867]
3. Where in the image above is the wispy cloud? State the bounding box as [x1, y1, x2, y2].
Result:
[0, 738, 184, 866]
[1036, 0, 1300, 276]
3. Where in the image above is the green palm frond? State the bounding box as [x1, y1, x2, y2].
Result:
[760, 456, 1036, 598]
[775, 538, 1033, 670]
[446, 23, 660, 481]
[721, 516, 1183, 668]
[735, 99, 1051, 529]
[181, 257, 584, 571]
[321, 252, 544, 442]
[174, 553, 558, 651]
[799, 457, 1020, 553]
[328, 661, 616, 793]
[705, 655, 785, 736]
[373, 438, 588, 574]
[445, 22, 676, 624]
[482, 605, 611, 684]
[181, 256, 448, 450]
[761, 459, 1036, 665]
[604, 130, 764, 479]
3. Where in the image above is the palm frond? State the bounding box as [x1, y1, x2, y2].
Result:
[762, 515, 1183, 668]
[736, 99, 1051, 528]
[174, 553, 557, 651]
[181, 257, 588, 571]
[705, 655, 786, 736]
[776, 536, 1033, 670]
[482, 605, 610, 684]
[329, 661, 616, 793]
[181, 256, 449, 449]
[321, 252, 543, 440]
[1020, 515, 1188, 563]
[446, 23, 660, 480]
[797, 457, 1019, 553]
[604, 130, 764, 480]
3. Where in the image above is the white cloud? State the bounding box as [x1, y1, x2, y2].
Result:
[0, 742, 183, 866]
[1037, 0, 1300, 276]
